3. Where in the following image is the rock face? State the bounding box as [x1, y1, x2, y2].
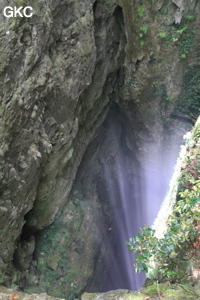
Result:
[0, 0, 200, 299]
[81, 282, 200, 300]
[0, 285, 64, 300]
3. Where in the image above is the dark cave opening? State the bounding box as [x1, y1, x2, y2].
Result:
[14, 101, 186, 296]
[72, 104, 164, 292]
[70, 98, 191, 293]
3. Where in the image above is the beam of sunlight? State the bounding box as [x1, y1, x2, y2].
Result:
[153, 137, 189, 238]
[101, 154, 146, 292]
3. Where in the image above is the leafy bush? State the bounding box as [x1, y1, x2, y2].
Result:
[138, 6, 144, 18]
[175, 67, 200, 119]
[126, 181, 200, 282]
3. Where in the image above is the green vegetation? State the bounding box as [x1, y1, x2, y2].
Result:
[177, 25, 195, 58]
[140, 40, 145, 47]
[159, 31, 167, 38]
[24, 189, 100, 300]
[140, 25, 148, 35]
[186, 15, 196, 21]
[175, 67, 200, 119]
[181, 53, 186, 59]
[151, 81, 158, 89]
[138, 6, 144, 18]
[139, 25, 148, 47]
[82, 281, 200, 299]
[158, 19, 196, 59]
[127, 118, 200, 283]
[13, 0, 25, 5]
[104, 0, 111, 10]
[24, 203, 85, 299]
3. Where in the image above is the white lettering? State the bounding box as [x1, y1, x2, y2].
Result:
[3, 6, 13, 18]
[14, 6, 24, 17]
[23, 6, 33, 18]
[3, 6, 33, 18]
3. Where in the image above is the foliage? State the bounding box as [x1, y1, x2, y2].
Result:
[127, 184, 200, 281]
[159, 31, 167, 38]
[24, 202, 86, 299]
[140, 40, 145, 47]
[186, 15, 196, 21]
[177, 25, 195, 58]
[127, 121, 200, 283]
[13, 0, 25, 5]
[175, 67, 200, 119]
[159, 21, 195, 59]
[151, 81, 158, 89]
[138, 6, 144, 18]
[140, 26, 148, 35]
[181, 53, 186, 59]
[139, 26, 148, 47]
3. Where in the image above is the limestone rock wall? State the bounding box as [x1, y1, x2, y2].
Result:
[0, 0, 199, 299]
[0, 285, 65, 300]
[0, 0, 124, 279]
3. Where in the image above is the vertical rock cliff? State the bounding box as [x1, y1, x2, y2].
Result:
[0, 0, 199, 299]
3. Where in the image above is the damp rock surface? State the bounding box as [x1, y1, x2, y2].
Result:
[0, 0, 200, 299]
[1, 284, 200, 300]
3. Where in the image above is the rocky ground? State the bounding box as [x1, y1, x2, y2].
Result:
[2, 282, 200, 300]
[0, 286, 64, 300]
[81, 282, 200, 300]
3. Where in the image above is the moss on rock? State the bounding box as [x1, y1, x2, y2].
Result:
[81, 282, 200, 300]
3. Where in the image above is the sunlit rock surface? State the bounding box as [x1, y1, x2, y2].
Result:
[153, 116, 200, 239]
[81, 282, 200, 300]
[0, 0, 200, 299]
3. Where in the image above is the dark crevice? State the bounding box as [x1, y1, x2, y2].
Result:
[113, 6, 125, 32]
[73, 103, 146, 292]
[93, 1, 98, 15]
[135, 59, 141, 70]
